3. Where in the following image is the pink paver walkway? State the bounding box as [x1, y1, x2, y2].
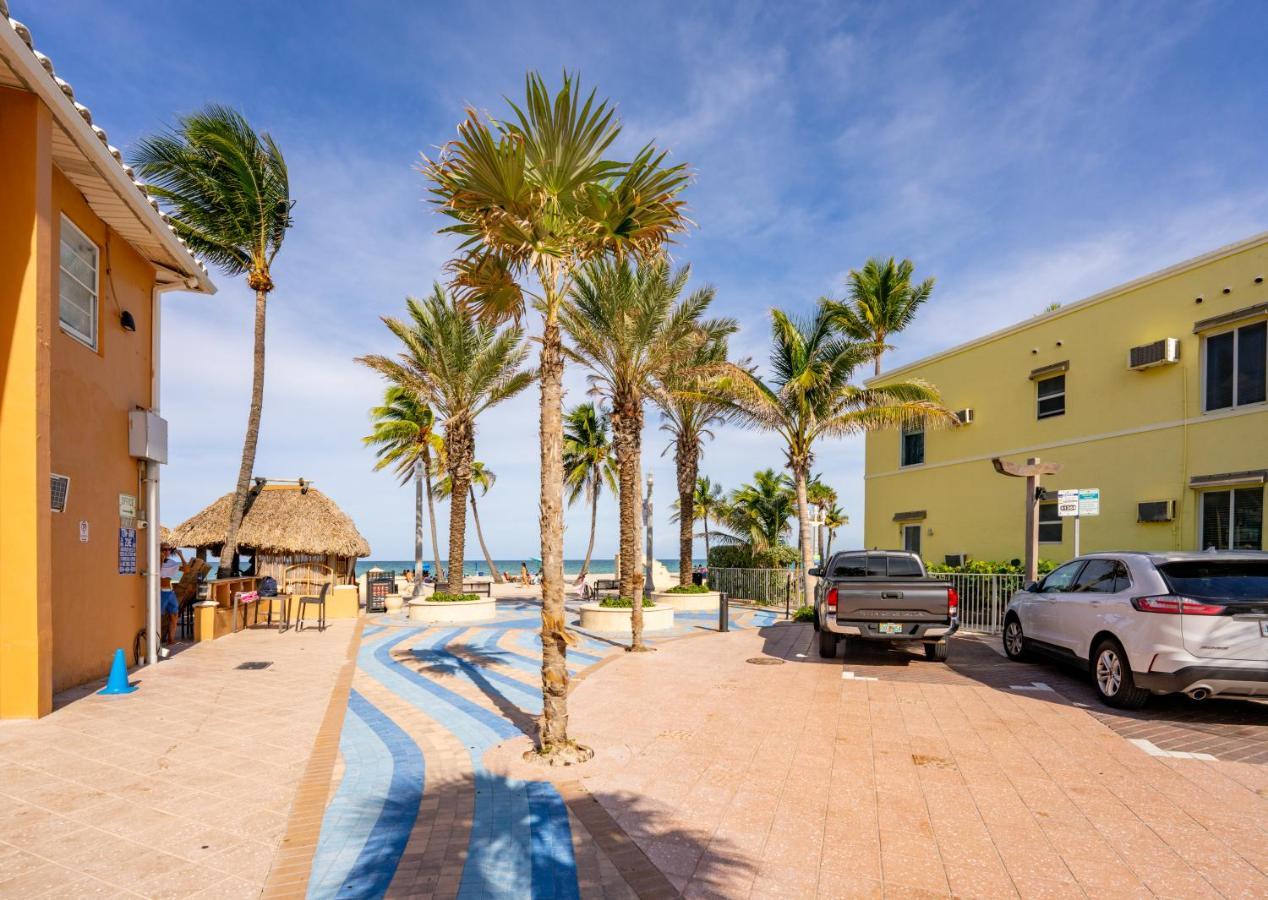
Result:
[551, 623, 1268, 899]
[0, 621, 356, 899]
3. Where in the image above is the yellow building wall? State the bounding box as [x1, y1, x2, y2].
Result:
[49, 169, 156, 694]
[0, 87, 54, 718]
[864, 239, 1268, 565]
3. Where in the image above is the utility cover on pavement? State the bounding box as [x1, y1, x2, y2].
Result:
[236, 661, 273, 670]
[746, 657, 785, 665]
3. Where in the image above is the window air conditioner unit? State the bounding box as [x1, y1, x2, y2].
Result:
[955, 408, 974, 424]
[1137, 499, 1175, 523]
[1128, 338, 1179, 370]
[944, 553, 968, 567]
[50, 473, 70, 513]
[128, 409, 168, 463]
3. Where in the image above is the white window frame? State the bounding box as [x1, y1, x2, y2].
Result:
[1201, 317, 1268, 413]
[1197, 485, 1264, 551]
[899, 419, 925, 468]
[1035, 374, 1065, 420]
[1038, 501, 1063, 544]
[58, 215, 99, 350]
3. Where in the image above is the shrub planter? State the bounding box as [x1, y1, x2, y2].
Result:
[407, 596, 496, 624]
[579, 603, 674, 633]
[651, 590, 722, 612]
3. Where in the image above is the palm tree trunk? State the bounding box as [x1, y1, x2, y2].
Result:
[676, 434, 697, 587]
[794, 467, 814, 607]
[445, 421, 473, 596]
[219, 288, 268, 576]
[613, 395, 648, 650]
[413, 458, 424, 598]
[703, 515, 711, 568]
[470, 492, 502, 583]
[580, 482, 598, 576]
[537, 315, 574, 753]
[423, 450, 443, 581]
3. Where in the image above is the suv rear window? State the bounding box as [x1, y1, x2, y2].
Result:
[1157, 560, 1268, 600]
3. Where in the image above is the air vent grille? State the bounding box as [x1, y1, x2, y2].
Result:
[1128, 338, 1179, 370]
[955, 408, 974, 424]
[50, 474, 70, 513]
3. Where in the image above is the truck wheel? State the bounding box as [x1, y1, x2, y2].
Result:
[1091, 638, 1149, 709]
[818, 630, 838, 659]
[923, 640, 949, 662]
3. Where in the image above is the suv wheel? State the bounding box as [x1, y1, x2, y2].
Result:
[923, 640, 949, 662]
[1091, 638, 1150, 709]
[818, 629, 838, 659]
[1002, 616, 1030, 661]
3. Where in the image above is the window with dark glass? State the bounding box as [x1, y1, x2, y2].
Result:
[1040, 559, 1083, 593]
[889, 553, 923, 576]
[902, 524, 921, 557]
[1038, 501, 1063, 543]
[1200, 486, 1264, 550]
[900, 419, 924, 466]
[833, 554, 866, 577]
[1205, 321, 1267, 411]
[1036, 374, 1065, 419]
[1072, 559, 1119, 593]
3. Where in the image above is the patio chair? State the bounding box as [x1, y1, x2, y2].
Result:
[296, 583, 329, 632]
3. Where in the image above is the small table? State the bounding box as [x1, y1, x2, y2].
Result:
[203, 577, 260, 633]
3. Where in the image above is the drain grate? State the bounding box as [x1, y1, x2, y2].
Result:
[745, 657, 785, 666]
[236, 661, 273, 670]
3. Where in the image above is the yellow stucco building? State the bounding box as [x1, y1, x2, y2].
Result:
[0, 12, 213, 717]
[864, 233, 1268, 566]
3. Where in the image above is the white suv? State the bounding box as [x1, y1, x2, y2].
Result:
[1002, 551, 1268, 708]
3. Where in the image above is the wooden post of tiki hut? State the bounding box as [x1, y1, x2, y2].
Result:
[167, 480, 370, 637]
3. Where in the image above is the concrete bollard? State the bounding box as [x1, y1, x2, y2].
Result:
[719, 592, 729, 632]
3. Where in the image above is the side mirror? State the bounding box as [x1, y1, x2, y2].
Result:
[808, 567, 823, 578]
[1025, 581, 1041, 593]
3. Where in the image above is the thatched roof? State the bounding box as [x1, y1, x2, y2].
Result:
[159, 525, 172, 545]
[168, 485, 370, 558]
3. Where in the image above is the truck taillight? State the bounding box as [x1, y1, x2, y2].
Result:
[1131, 595, 1226, 615]
[947, 587, 958, 618]
[826, 587, 838, 614]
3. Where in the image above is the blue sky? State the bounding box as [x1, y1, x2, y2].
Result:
[23, 0, 1268, 559]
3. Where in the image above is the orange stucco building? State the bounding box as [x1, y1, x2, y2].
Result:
[0, 10, 214, 717]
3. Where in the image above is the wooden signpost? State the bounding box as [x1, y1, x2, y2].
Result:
[991, 456, 1063, 583]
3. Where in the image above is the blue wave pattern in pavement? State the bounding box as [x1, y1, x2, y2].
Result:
[307, 689, 424, 900]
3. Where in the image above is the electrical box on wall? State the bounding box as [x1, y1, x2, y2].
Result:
[128, 410, 168, 463]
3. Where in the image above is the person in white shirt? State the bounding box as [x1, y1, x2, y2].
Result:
[159, 544, 188, 648]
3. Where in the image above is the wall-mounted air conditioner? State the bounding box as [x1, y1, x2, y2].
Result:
[955, 408, 974, 424]
[1137, 499, 1175, 523]
[128, 409, 168, 463]
[50, 473, 70, 512]
[1128, 338, 1180, 370]
[944, 553, 968, 567]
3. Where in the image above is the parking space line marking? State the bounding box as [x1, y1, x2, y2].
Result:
[842, 671, 879, 681]
[1010, 682, 1055, 692]
[1129, 738, 1217, 761]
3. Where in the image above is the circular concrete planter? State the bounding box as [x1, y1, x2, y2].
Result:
[384, 593, 405, 614]
[650, 590, 721, 612]
[579, 603, 674, 633]
[407, 596, 496, 624]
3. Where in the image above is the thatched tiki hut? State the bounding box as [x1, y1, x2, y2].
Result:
[169, 481, 369, 586]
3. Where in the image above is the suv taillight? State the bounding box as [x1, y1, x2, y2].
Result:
[826, 587, 838, 614]
[947, 587, 959, 618]
[1131, 595, 1226, 615]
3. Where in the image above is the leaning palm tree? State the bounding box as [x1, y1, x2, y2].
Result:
[710, 305, 957, 602]
[563, 403, 617, 578]
[692, 476, 725, 566]
[363, 386, 445, 596]
[435, 461, 504, 583]
[656, 331, 735, 586]
[824, 256, 934, 376]
[423, 73, 689, 761]
[562, 258, 727, 650]
[134, 105, 292, 575]
[358, 287, 533, 596]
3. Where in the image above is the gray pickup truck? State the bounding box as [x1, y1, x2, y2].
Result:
[811, 550, 959, 661]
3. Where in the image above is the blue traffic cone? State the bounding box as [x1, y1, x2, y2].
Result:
[99, 648, 137, 695]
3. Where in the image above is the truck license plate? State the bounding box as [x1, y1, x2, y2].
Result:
[879, 622, 903, 634]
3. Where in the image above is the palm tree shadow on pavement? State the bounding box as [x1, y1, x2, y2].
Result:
[410, 645, 541, 738]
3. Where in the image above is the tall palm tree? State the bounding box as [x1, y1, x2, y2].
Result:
[134, 106, 292, 575]
[562, 258, 726, 650]
[656, 330, 736, 586]
[363, 386, 445, 596]
[435, 461, 504, 583]
[563, 403, 617, 578]
[806, 475, 837, 564]
[692, 476, 725, 566]
[712, 469, 798, 566]
[823, 503, 847, 560]
[711, 305, 957, 602]
[825, 257, 934, 376]
[358, 287, 533, 595]
[423, 73, 689, 760]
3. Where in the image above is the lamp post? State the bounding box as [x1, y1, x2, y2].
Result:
[644, 472, 654, 599]
[991, 457, 1062, 583]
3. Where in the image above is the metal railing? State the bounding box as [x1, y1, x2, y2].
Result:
[946, 573, 1025, 634]
[708, 568, 804, 608]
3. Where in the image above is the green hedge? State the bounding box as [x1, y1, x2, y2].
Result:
[429, 592, 481, 602]
[664, 583, 710, 594]
[707, 544, 797, 569]
[598, 596, 655, 608]
[925, 559, 1057, 575]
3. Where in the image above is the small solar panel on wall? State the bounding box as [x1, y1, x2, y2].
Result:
[50, 474, 70, 513]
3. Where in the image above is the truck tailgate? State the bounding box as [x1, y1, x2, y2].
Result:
[835, 580, 951, 622]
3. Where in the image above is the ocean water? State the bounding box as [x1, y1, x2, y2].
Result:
[355, 559, 705, 578]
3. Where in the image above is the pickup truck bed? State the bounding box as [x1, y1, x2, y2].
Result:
[813, 551, 958, 661]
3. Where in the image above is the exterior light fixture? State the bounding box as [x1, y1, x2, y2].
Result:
[1222, 286, 1232, 294]
[119, 310, 136, 331]
[1256, 275, 1264, 284]
[1194, 296, 1204, 304]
